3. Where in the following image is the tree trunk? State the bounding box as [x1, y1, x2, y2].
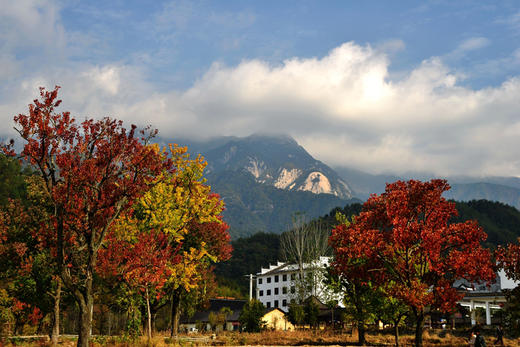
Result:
[51, 281, 62, 346]
[37, 317, 45, 334]
[357, 319, 366, 346]
[414, 312, 425, 347]
[77, 293, 93, 347]
[394, 323, 399, 347]
[146, 288, 152, 340]
[170, 289, 181, 338]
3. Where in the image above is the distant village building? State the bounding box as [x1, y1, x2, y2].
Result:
[180, 298, 246, 332]
[263, 308, 295, 330]
[256, 257, 519, 328]
[256, 256, 341, 312]
[455, 270, 518, 326]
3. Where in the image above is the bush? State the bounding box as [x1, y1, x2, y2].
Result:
[0, 289, 13, 338]
[239, 299, 265, 332]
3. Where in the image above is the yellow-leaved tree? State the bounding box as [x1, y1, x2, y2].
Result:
[100, 144, 231, 337]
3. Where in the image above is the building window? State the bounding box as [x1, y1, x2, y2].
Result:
[274, 288, 279, 295]
[291, 286, 295, 294]
[282, 299, 287, 307]
[291, 273, 295, 281]
[258, 278, 263, 285]
[267, 277, 271, 283]
[259, 290, 263, 296]
[274, 275, 279, 282]
[266, 302, 271, 308]
[283, 274, 287, 281]
[282, 286, 287, 294]
[274, 300, 279, 308]
[267, 289, 271, 296]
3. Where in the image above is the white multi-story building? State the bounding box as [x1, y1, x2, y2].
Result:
[256, 256, 340, 312]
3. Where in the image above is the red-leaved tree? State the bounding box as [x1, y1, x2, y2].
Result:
[97, 228, 178, 339]
[330, 179, 495, 347]
[497, 238, 520, 282]
[4, 87, 171, 347]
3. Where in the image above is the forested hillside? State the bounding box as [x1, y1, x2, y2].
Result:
[208, 169, 358, 238]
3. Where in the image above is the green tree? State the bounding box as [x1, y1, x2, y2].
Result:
[219, 307, 233, 331]
[304, 299, 320, 329]
[0, 154, 30, 206]
[287, 303, 305, 329]
[239, 299, 265, 332]
[373, 288, 409, 347]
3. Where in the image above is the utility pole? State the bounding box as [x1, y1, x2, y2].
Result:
[249, 274, 253, 300]
[245, 274, 255, 300]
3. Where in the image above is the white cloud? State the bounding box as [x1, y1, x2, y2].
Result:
[3, 40, 520, 178]
[0, 0, 66, 54]
[124, 42, 518, 177]
[0, 1, 519, 178]
[458, 37, 490, 52]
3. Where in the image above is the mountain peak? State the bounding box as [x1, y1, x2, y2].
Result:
[203, 135, 353, 199]
[244, 133, 298, 146]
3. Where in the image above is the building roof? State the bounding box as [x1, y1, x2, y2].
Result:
[264, 307, 286, 315]
[257, 257, 331, 276]
[180, 299, 247, 324]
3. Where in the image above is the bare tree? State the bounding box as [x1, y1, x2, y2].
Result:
[280, 214, 330, 302]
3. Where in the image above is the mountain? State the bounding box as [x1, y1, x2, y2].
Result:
[202, 134, 353, 199]
[334, 166, 520, 210]
[332, 166, 400, 199]
[166, 134, 357, 238]
[446, 183, 520, 210]
[163, 133, 520, 236]
[206, 168, 357, 239]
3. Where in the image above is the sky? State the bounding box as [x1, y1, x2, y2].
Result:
[1, 0, 520, 177]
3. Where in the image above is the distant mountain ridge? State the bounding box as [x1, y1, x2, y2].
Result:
[334, 166, 520, 210]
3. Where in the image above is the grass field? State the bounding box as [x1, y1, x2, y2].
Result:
[2, 329, 519, 346]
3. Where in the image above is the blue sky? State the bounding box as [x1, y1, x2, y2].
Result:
[1, 0, 520, 176]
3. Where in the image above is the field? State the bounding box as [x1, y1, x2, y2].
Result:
[2, 329, 520, 347]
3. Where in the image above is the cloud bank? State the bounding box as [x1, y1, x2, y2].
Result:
[1, 1, 520, 178]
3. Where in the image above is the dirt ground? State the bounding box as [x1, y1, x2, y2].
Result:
[2, 329, 519, 346]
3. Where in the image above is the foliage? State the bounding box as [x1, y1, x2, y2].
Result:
[496, 238, 520, 282]
[324, 266, 377, 345]
[496, 238, 520, 337]
[499, 286, 520, 337]
[304, 299, 319, 329]
[0, 177, 59, 335]
[4, 86, 170, 346]
[239, 299, 265, 332]
[0, 154, 30, 207]
[330, 180, 496, 347]
[327, 200, 520, 248]
[287, 303, 305, 328]
[0, 288, 13, 337]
